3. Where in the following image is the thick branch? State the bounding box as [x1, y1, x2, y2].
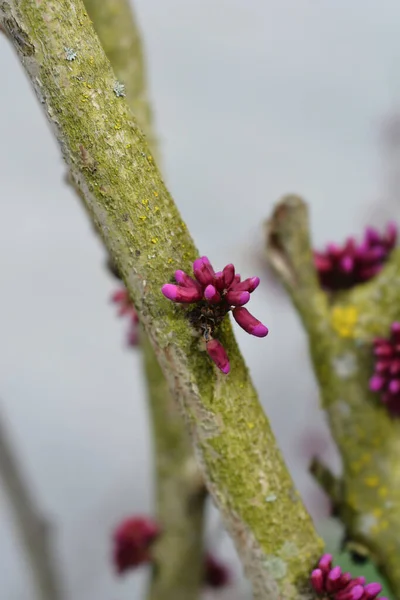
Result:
[266, 195, 400, 596]
[81, 1, 205, 597]
[0, 409, 64, 600]
[0, 4, 323, 598]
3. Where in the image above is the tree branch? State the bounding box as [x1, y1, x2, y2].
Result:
[0, 4, 323, 598]
[265, 195, 400, 597]
[0, 408, 64, 600]
[81, 1, 206, 597]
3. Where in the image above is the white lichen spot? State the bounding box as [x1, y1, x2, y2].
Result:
[64, 47, 77, 61]
[357, 513, 377, 535]
[280, 541, 298, 558]
[332, 352, 357, 379]
[113, 81, 126, 97]
[265, 494, 277, 502]
[264, 555, 287, 580]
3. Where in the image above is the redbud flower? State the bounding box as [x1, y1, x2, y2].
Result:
[161, 257, 268, 373]
[204, 553, 230, 588]
[112, 516, 160, 574]
[369, 321, 400, 415]
[314, 223, 397, 291]
[311, 554, 387, 600]
[111, 288, 140, 347]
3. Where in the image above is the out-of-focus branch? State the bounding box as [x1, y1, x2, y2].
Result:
[82, 1, 206, 597]
[265, 195, 400, 597]
[0, 409, 64, 600]
[0, 3, 323, 597]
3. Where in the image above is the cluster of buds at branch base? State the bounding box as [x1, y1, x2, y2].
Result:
[112, 516, 230, 587]
[113, 516, 161, 574]
[314, 223, 397, 291]
[369, 321, 400, 416]
[111, 288, 140, 347]
[161, 257, 268, 373]
[311, 554, 388, 600]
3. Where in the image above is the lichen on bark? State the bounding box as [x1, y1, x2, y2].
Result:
[0, 3, 323, 597]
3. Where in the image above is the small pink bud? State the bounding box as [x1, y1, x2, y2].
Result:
[231, 276, 260, 293]
[204, 285, 221, 304]
[363, 583, 382, 599]
[175, 270, 202, 290]
[310, 569, 324, 594]
[369, 374, 385, 392]
[206, 339, 230, 374]
[111, 289, 128, 303]
[193, 258, 215, 286]
[389, 379, 400, 394]
[225, 290, 250, 306]
[341, 256, 354, 273]
[162, 284, 202, 303]
[222, 264, 235, 288]
[326, 566, 342, 592]
[317, 554, 333, 572]
[214, 271, 225, 291]
[233, 307, 269, 337]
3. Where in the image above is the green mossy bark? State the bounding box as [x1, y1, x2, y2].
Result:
[266, 195, 400, 597]
[81, 1, 205, 597]
[0, 3, 323, 597]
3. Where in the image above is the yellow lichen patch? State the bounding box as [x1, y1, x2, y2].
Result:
[247, 422, 255, 429]
[331, 306, 358, 338]
[151, 237, 159, 244]
[153, 191, 158, 197]
[167, 258, 173, 264]
[364, 476, 379, 487]
[141, 199, 149, 206]
[114, 121, 122, 130]
[139, 215, 146, 222]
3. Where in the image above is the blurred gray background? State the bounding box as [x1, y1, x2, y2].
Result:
[1, 0, 400, 598]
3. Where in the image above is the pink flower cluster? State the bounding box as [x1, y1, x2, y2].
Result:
[161, 257, 268, 373]
[112, 516, 230, 588]
[311, 554, 387, 600]
[111, 288, 140, 347]
[314, 223, 397, 291]
[369, 321, 400, 416]
[113, 516, 160, 574]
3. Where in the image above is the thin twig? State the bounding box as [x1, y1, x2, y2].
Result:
[0, 408, 64, 600]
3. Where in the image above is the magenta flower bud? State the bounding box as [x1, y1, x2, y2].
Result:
[231, 276, 260, 293]
[389, 379, 400, 394]
[214, 271, 225, 291]
[369, 374, 385, 392]
[363, 583, 382, 599]
[204, 285, 221, 304]
[233, 307, 269, 337]
[226, 290, 250, 306]
[317, 553, 333, 572]
[341, 256, 354, 273]
[326, 566, 342, 592]
[314, 252, 332, 271]
[174, 270, 202, 290]
[233, 274, 241, 284]
[310, 569, 324, 594]
[161, 283, 202, 303]
[206, 339, 230, 374]
[193, 258, 215, 286]
[222, 263, 235, 288]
